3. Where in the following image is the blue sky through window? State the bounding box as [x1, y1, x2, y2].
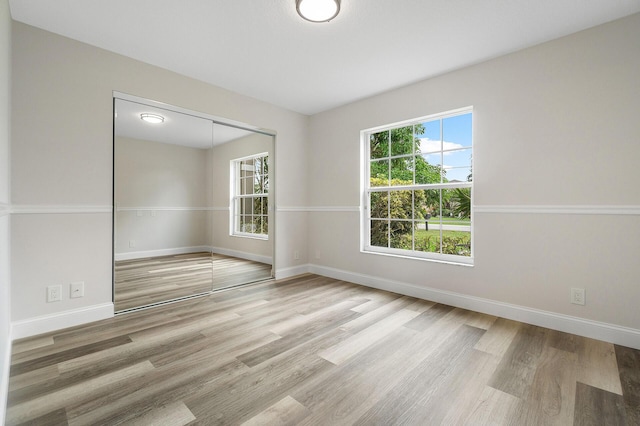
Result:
[416, 112, 472, 182]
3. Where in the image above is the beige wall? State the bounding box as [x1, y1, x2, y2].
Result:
[115, 136, 212, 256]
[307, 13, 640, 330]
[0, 0, 11, 422]
[10, 22, 310, 324]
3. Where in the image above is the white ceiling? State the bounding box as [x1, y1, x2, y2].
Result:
[9, 0, 640, 115]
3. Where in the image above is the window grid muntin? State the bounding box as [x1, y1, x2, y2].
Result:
[363, 108, 472, 262]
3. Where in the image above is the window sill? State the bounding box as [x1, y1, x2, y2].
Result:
[231, 233, 269, 241]
[362, 247, 474, 267]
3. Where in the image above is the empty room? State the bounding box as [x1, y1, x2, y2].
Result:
[1, 1, 639, 425]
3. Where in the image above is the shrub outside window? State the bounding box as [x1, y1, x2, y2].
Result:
[363, 108, 473, 264]
[231, 153, 269, 239]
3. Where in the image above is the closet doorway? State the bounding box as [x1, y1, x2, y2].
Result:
[113, 93, 275, 312]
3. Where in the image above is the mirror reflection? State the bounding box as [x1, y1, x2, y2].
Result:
[113, 96, 274, 312]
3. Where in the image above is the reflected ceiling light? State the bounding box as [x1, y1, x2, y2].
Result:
[140, 113, 164, 124]
[296, 0, 340, 23]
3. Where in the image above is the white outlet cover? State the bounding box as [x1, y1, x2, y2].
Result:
[47, 285, 62, 302]
[570, 288, 586, 305]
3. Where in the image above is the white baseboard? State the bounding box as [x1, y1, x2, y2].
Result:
[275, 264, 312, 280]
[114, 246, 212, 261]
[115, 246, 273, 264]
[11, 303, 114, 340]
[210, 247, 272, 265]
[0, 328, 11, 426]
[307, 264, 640, 350]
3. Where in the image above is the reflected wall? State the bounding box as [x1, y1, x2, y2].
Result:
[114, 136, 213, 258]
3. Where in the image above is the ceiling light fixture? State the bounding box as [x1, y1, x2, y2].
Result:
[296, 0, 340, 23]
[140, 113, 164, 124]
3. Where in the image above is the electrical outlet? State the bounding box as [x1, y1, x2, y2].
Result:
[70, 281, 85, 298]
[129, 239, 136, 248]
[294, 250, 300, 260]
[47, 285, 62, 302]
[571, 288, 586, 305]
[315, 250, 321, 259]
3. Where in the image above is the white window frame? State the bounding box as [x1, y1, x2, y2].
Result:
[361, 107, 474, 265]
[230, 152, 269, 240]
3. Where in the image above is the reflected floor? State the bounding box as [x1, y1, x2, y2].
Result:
[114, 252, 272, 311]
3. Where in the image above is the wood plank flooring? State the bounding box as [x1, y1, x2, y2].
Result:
[114, 252, 272, 311]
[7, 274, 640, 425]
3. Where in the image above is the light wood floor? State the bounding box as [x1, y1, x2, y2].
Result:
[7, 274, 640, 425]
[114, 252, 272, 311]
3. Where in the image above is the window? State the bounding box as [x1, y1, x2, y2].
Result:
[231, 153, 269, 239]
[362, 108, 473, 264]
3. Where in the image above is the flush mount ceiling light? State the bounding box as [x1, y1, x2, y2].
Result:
[296, 0, 340, 23]
[140, 113, 164, 124]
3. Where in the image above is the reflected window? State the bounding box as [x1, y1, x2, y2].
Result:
[363, 108, 473, 264]
[231, 153, 269, 239]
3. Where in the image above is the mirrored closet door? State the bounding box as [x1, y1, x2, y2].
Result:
[113, 94, 274, 312]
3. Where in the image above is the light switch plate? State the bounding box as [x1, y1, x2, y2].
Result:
[70, 281, 84, 298]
